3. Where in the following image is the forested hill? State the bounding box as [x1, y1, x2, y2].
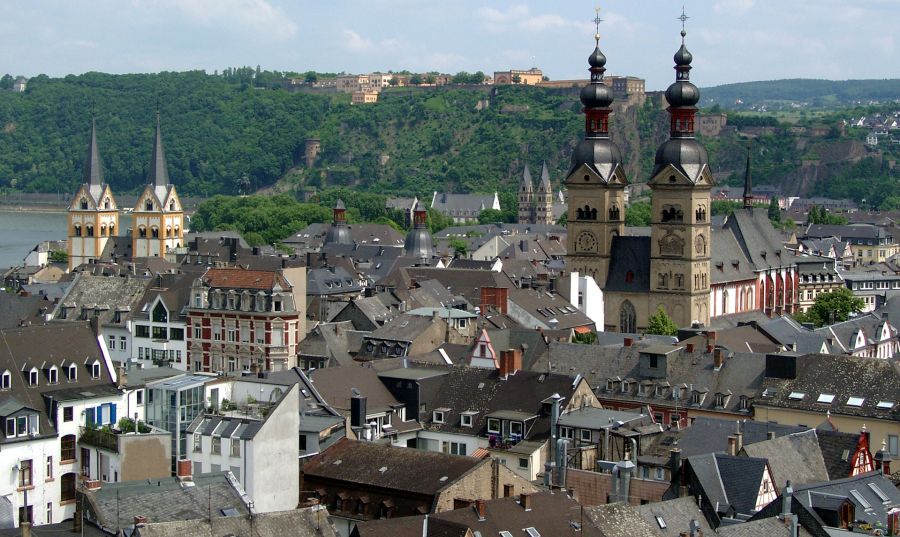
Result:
[701, 78, 900, 108]
[0, 71, 607, 198]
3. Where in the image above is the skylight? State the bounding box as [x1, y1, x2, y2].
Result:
[846, 396, 865, 407]
[817, 394, 836, 404]
[868, 483, 891, 503]
[500, 532, 514, 537]
[877, 401, 895, 410]
[788, 392, 806, 401]
[655, 516, 667, 529]
[525, 529, 541, 537]
[849, 489, 871, 510]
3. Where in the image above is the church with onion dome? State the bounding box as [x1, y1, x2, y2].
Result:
[566, 12, 798, 332]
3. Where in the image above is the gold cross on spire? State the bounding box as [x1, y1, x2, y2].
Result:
[593, 7, 603, 45]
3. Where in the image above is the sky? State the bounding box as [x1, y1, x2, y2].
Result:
[1, 0, 896, 90]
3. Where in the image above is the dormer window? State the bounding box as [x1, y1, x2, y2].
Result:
[433, 410, 446, 424]
[67, 364, 77, 381]
[1, 370, 10, 390]
[487, 418, 500, 434]
[738, 395, 750, 411]
[28, 368, 38, 387]
[48, 367, 58, 385]
[90, 361, 101, 379]
[714, 393, 726, 408]
[461, 411, 477, 428]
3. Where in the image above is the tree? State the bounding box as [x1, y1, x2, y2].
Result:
[50, 250, 68, 264]
[478, 208, 503, 224]
[409, 74, 423, 85]
[573, 331, 597, 344]
[795, 287, 865, 327]
[511, 74, 522, 84]
[556, 211, 567, 226]
[303, 71, 318, 84]
[712, 200, 742, 217]
[767, 196, 781, 224]
[646, 306, 678, 336]
[448, 237, 468, 256]
[625, 202, 652, 227]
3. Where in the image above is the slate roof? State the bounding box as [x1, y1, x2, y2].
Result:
[755, 316, 827, 355]
[710, 224, 757, 284]
[131, 507, 339, 537]
[641, 417, 806, 461]
[53, 272, 150, 327]
[688, 453, 769, 516]
[301, 438, 481, 496]
[0, 293, 50, 329]
[434, 222, 565, 239]
[307, 265, 364, 296]
[131, 272, 194, 323]
[84, 472, 249, 532]
[541, 342, 765, 416]
[309, 365, 400, 414]
[636, 496, 715, 537]
[756, 353, 900, 421]
[717, 517, 812, 537]
[430, 192, 497, 216]
[421, 365, 583, 443]
[406, 279, 469, 310]
[484, 328, 549, 371]
[814, 429, 867, 481]
[507, 288, 594, 330]
[805, 223, 892, 241]
[583, 502, 658, 537]
[203, 267, 288, 290]
[0, 322, 117, 444]
[283, 222, 405, 252]
[382, 266, 513, 307]
[741, 429, 830, 487]
[605, 236, 652, 292]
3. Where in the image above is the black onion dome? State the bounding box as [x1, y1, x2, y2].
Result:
[404, 228, 434, 259]
[665, 80, 700, 107]
[325, 224, 352, 245]
[674, 43, 693, 66]
[588, 46, 607, 68]
[581, 83, 614, 108]
[652, 138, 709, 179]
[569, 138, 623, 178]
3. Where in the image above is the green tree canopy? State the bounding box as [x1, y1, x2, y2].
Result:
[794, 287, 865, 327]
[478, 208, 504, 224]
[646, 306, 678, 336]
[625, 202, 652, 227]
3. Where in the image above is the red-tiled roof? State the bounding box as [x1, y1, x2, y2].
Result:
[203, 268, 283, 290]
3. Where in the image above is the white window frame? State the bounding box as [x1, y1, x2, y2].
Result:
[433, 411, 444, 424]
[487, 418, 500, 434]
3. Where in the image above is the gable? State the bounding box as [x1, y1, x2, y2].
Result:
[135, 185, 164, 212]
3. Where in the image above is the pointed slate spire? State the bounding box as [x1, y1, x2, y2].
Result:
[539, 160, 551, 192]
[521, 163, 534, 192]
[83, 116, 104, 188]
[743, 144, 753, 209]
[147, 109, 170, 188]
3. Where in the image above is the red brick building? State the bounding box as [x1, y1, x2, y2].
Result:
[186, 266, 307, 373]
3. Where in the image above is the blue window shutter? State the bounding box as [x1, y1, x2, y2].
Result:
[109, 403, 117, 425]
[86, 407, 95, 426]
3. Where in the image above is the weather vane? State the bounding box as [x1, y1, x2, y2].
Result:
[678, 6, 690, 41]
[593, 7, 603, 44]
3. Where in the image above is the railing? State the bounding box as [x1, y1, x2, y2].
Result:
[79, 427, 118, 452]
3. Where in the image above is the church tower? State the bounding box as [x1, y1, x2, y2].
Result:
[518, 164, 534, 224]
[535, 161, 554, 225]
[67, 118, 119, 271]
[565, 16, 627, 287]
[132, 111, 184, 258]
[647, 23, 714, 327]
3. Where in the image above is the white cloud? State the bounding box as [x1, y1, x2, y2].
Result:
[153, 0, 297, 39]
[342, 29, 372, 53]
[476, 4, 580, 34]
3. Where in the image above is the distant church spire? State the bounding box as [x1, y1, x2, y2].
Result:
[147, 108, 170, 188]
[539, 160, 551, 192]
[83, 116, 104, 187]
[743, 143, 753, 209]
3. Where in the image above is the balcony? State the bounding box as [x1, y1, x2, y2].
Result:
[79, 427, 118, 452]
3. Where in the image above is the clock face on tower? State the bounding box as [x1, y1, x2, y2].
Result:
[576, 231, 598, 253]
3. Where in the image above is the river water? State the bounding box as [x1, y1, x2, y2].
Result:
[0, 210, 132, 269]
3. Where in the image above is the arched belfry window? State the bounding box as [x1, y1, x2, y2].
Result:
[620, 301, 636, 334]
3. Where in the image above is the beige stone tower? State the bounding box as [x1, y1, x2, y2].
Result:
[132, 111, 184, 259]
[647, 29, 714, 327]
[565, 30, 627, 287]
[67, 118, 119, 271]
[518, 163, 534, 225]
[535, 161, 554, 225]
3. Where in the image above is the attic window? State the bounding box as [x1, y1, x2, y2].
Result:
[91, 361, 101, 380]
[1, 371, 10, 390]
[876, 401, 895, 410]
[817, 394, 836, 404]
[655, 516, 667, 529]
[28, 368, 38, 387]
[788, 392, 805, 401]
[846, 396, 865, 407]
[525, 528, 541, 537]
[868, 483, 891, 503]
[67, 364, 77, 381]
[433, 410, 445, 424]
[849, 489, 871, 510]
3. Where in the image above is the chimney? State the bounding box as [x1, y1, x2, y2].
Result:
[735, 431, 743, 453]
[20, 520, 31, 537]
[474, 499, 486, 521]
[520, 492, 533, 511]
[117, 364, 128, 389]
[781, 480, 793, 518]
[498, 349, 522, 378]
[767, 431, 776, 440]
[134, 515, 149, 526]
[686, 343, 695, 353]
[85, 479, 102, 491]
[689, 519, 701, 537]
[713, 349, 724, 370]
[176, 459, 192, 479]
[669, 447, 682, 495]
[727, 436, 737, 456]
[624, 337, 633, 347]
[351, 395, 367, 428]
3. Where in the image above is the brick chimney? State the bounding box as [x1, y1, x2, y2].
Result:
[686, 343, 695, 353]
[499, 349, 522, 378]
[84, 479, 102, 491]
[520, 492, 533, 512]
[713, 348, 724, 370]
[176, 459, 193, 479]
[727, 436, 737, 456]
[474, 499, 486, 521]
[134, 515, 149, 526]
[624, 337, 633, 347]
[706, 330, 717, 353]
